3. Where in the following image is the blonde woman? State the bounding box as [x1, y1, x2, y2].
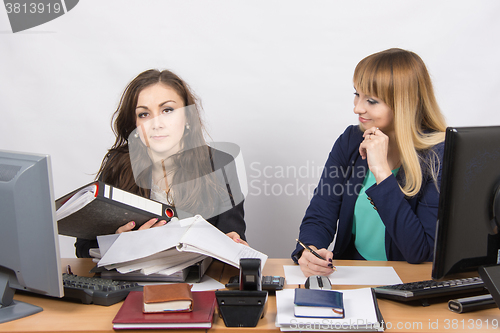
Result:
[293, 48, 447, 276]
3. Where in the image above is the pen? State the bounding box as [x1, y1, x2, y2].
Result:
[296, 239, 336, 270]
[296, 239, 326, 260]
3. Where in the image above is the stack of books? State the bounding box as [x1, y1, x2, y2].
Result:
[113, 284, 217, 329]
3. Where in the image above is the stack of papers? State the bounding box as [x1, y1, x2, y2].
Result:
[276, 288, 384, 332]
[96, 215, 267, 278]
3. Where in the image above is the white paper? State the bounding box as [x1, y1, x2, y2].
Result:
[276, 288, 383, 331]
[96, 234, 119, 257]
[153, 254, 207, 276]
[138, 275, 225, 292]
[284, 265, 402, 286]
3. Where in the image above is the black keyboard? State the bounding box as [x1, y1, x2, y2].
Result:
[62, 273, 142, 306]
[374, 277, 486, 303]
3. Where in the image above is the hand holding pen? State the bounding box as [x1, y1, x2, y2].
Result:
[296, 239, 336, 277]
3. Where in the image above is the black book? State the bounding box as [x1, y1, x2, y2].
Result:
[56, 181, 177, 239]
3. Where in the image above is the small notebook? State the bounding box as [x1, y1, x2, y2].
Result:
[143, 283, 193, 313]
[294, 288, 344, 318]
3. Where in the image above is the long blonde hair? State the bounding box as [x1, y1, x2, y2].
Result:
[353, 48, 447, 197]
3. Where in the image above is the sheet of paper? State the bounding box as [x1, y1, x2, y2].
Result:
[96, 234, 119, 257]
[153, 254, 207, 276]
[137, 275, 225, 291]
[284, 265, 402, 286]
[276, 288, 383, 331]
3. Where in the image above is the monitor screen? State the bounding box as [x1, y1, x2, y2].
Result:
[432, 126, 500, 280]
[0, 150, 63, 323]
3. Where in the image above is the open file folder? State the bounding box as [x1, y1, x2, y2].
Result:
[95, 215, 267, 278]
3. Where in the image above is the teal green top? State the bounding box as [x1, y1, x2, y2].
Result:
[352, 168, 400, 261]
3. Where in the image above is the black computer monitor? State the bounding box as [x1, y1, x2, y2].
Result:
[0, 150, 63, 323]
[432, 126, 500, 280]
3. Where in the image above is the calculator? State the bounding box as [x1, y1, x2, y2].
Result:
[225, 275, 285, 292]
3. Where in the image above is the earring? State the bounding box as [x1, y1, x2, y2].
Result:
[133, 132, 139, 138]
[185, 123, 190, 130]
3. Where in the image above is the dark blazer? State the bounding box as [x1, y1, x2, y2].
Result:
[292, 125, 444, 264]
[76, 145, 246, 258]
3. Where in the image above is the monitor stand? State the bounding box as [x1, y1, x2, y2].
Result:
[0, 272, 43, 324]
[479, 264, 500, 309]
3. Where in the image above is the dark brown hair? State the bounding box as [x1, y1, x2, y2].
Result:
[97, 69, 222, 214]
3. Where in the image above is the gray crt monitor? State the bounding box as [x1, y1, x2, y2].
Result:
[0, 150, 63, 323]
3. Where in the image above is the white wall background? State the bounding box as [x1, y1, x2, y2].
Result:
[1, 1, 499, 258]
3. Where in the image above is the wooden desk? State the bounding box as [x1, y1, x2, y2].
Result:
[2, 259, 499, 332]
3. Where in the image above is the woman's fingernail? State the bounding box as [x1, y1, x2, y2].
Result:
[329, 258, 332, 262]
[130, 221, 135, 227]
[328, 264, 333, 268]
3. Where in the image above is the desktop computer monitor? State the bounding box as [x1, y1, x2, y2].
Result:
[432, 126, 500, 280]
[0, 150, 63, 323]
